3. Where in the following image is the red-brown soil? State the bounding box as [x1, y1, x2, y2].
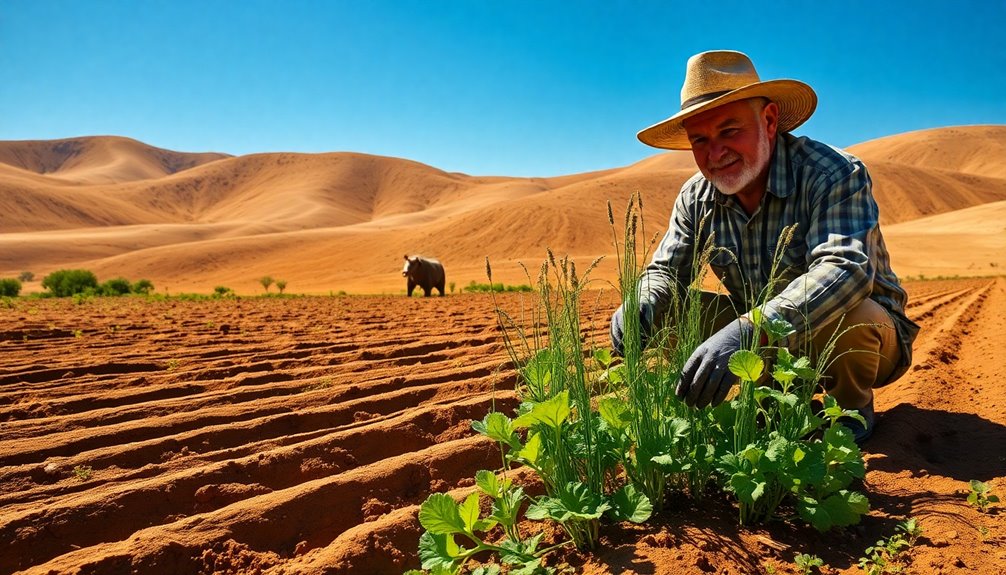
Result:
[2, 277, 1003, 574]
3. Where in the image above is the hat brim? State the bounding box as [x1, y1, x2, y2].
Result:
[637, 79, 817, 150]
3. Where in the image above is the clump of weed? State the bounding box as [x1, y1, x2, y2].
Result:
[967, 479, 1000, 513]
[72, 465, 93, 481]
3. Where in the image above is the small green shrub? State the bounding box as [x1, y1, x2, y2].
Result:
[131, 279, 155, 295]
[18, 271, 34, 282]
[463, 280, 533, 293]
[967, 479, 1000, 513]
[42, 269, 98, 297]
[276, 280, 287, 294]
[213, 286, 235, 298]
[0, 278, 22, 297]
[259, 276, 274, 293]
[100, 277, 132, 296]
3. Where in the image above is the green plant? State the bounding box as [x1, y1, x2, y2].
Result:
[276, 280, 287, 294]
[19, 271, 34, 282]
[967, 479, 1000, 512]
[449, 281, 456, 294]
[464, 280, 533, 293]
[858, 518, 923, 575]
[73, 465, 93, 481]
[794, 553, 824, 574]
[42, 269, 98, 297]
[0, 278, 22, 297]
[416, 471, 567, 574]
[100, 277, 132, 296]
[259, 276, 274, 293]
[131, 278, 155, 295]
[213, 286, 235, 298]
[165, 359, 180, 371]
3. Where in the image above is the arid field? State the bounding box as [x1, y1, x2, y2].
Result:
[1, 128, 1004, 574]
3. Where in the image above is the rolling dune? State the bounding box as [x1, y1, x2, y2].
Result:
[1, 126, 1003, 295]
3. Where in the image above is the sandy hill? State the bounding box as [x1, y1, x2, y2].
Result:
[0, 126, 1003, 294]
[0, 136, 230, 184]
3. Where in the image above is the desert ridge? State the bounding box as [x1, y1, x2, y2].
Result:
[1, 127, 1004, 295]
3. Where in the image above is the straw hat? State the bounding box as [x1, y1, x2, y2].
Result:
[637, 50, 817, 150]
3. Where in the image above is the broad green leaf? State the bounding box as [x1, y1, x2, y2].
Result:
[518, 431, 542, 464]
[526, 482, 610, 523]
[475, 469, 500, 497]
[730, 471, 766, 504]
[520, 349, 553, 389]
[472, 565, 502, 575]
[665, 416, 692, 439]
[458, 492, 481, 532]
[471, 412, 515, 444]
[598, 396, 631, 432]
[418, 531, 462, 572]
[513, 390, 570, 430]
[608, 484, 654, 523]
[499, 532, 543, 564]
[797, 490, 870, 531]
[418, 493, 466, 535]
[728, 350, 764, 381]
[763, 317, 796, 341]
[593, 348, 614, 369]
[754, 386, 799, 409]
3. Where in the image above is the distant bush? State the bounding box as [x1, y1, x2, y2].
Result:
[18, 271, 34, 282]
[276, 280, 287, 294]
[213, 286, 235, 298]
[100, 277, 133, 296]
[259, 276, 274, 293]
[462, 280, 533, 293]
[42, 269, 99, 297]
[0, 278, 22, 297]
[131, 279, 155, 295]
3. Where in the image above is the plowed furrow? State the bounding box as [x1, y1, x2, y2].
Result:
[14, 436, 500, 575]
[1, 395, 514, 572]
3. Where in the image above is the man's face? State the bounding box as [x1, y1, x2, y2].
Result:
[682, 98, 777, 196]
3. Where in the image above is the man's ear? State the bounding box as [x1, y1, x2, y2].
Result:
[763, 101, 779, 140]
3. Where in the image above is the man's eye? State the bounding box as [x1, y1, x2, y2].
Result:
[722, 128, 739, 138]
[690, 137, 707, 146]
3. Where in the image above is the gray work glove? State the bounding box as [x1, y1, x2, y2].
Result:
[609, 302, 654, 357]
[676, 318, 755, 409]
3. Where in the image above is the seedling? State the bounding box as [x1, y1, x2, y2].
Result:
[967, 479, 1000, 513]
[793, 553, 824, 575]
[858, 517, 922, 575]
[72, 465, 93, 481]
[165, 359, 180, 371]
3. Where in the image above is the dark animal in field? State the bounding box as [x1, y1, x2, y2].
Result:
[402, 255, 446, 297]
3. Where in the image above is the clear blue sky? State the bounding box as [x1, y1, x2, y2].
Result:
[2, 0, 1004, 177]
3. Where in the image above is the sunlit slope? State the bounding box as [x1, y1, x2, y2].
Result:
[0, 135, 230, 184]
[1, 126, 1004, 293]
[884, 200, 1006, 278]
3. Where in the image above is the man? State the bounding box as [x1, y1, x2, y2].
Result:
[610, 50, 919, 444]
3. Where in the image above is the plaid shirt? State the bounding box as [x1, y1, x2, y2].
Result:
[641, 132, 919, 366]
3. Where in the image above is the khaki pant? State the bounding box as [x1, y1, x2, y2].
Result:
[691, 293, 901, 410]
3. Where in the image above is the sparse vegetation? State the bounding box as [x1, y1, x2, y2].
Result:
[463, 280, 532, 293]
[794, 553, 824, 574]
[72, 465, 93, 481]
[131, 278, 155, 295]
[18, 271, 34, 282]
[0, 278, 22, 297]
[449, 281, 456, 293]
[858, 518, 924, 575]
[213, 286, 235, 298]
[259, 276, 274, 293]
[276, 280, 288, 294]
[967, 479, 1000, 513]
[42, 269, 99, 297]
[99, 277, 132, 296]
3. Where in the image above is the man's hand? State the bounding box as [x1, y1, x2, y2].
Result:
[609, 303, 654, 357]
[676, 318, 755, 408]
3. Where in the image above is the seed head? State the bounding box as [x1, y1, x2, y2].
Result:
[547, 248, 557, 271]
[570, 261, 578, 289]
[485, 257, 493, 281]
[606, 201, 614, 225]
